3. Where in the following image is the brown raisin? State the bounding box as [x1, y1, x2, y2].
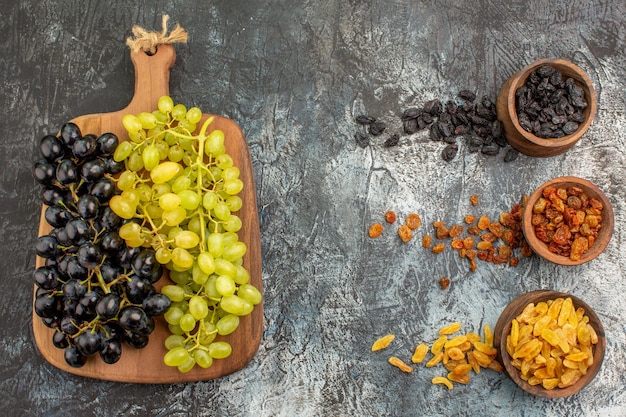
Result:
[432, 243, 445, 254]
[470, 195, 479, 206]
[385, 211, 397, 224]
[398, 224, 413, 242]
[369, 223, 383, 238]
[440, 277, 450, 290]
[449, 225, 463, 238]
[422, 235, 432, 248]
[405, 213, 421, 229]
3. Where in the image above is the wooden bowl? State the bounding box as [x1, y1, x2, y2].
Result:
[522, 176, 613, 266]
[496, 58, 597, 157]
[494, 290, 606, 398]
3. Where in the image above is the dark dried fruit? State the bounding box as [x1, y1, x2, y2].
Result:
[384, 134, 400, 148]
[458, 90, 476, 102]
[423, 99, 443, 116]
[441, 144, 458, 162]
[354, 131, 369, 148]
[356, 115, 376, 125]
[369, 121, 386, 136]
[503, 148, 519, 162]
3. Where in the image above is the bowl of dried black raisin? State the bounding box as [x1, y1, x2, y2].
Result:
[496, 59, 597, 157]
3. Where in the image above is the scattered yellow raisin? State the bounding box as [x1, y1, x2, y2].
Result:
[477, 215, 490, 230]
[470, 195, 479, 206]
[388, 356, 413, 373]
[432, 376, 453, 390]
[405, 213, 421, 229]
[439, 277, 450, 290]
[432, 243, 445, 254]
[449, 225, 463, 238]
[411, 343, 429, 363]
[398, 224, 413, 243]
[439, 322, 462, 335]
[464, 214, 476, 224]
[368, 223, 383, 238]
[422, 235, 432, 248]
[371, 334, 395, 351]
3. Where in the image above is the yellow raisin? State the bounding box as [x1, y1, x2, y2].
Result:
[388, 356, 413, 373]
[483, 324, 494, 348]
[445, 335, 468, 349]
[411, 343, 428, 363]
[432, 243, 445, 254]
[477, 215, 490, 230]
[371, 334, 395, 351]
[464, 214, 476, 224]
[422, 235, 432, 248]
[446, 347, 465, 361]
[368, 223, 383, 238]
[470, 195, 479, 206]
[398, 224, 413, 243]
[439, 322, 462, 335]
[447, 372, 470, 384]
[432, 376, 453, 390]
[426, 352, 444, 367]
[431, 336, 447, 354]
[405, 213, 421, 229]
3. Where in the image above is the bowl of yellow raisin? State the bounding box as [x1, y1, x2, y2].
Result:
[494, 290, 605, 398]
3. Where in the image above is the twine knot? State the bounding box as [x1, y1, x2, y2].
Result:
[126, 14, 188, 54]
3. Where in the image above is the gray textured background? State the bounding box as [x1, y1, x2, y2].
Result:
[1, 0, 625, 416]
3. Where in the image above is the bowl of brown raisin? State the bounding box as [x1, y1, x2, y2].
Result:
[494, 290, 606, 398]
[522, 177, 613, 265]
[496, 58, 597, 157]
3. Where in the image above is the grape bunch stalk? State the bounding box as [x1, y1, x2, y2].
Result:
[110, 96, 262, 372]
[32, 122, 172, 368]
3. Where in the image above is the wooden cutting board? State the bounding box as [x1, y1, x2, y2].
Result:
[33, 44, 263, 383]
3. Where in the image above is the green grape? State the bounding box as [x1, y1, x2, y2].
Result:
[204, 275, 220, 299]
[128, 130, 146, 143]
[161, 285, 186, 302]
[125, 237, 145, 248]
[233, 264, 251, 285]
[216, 154, 233, 169]
[178, 118, 196, 133]
[117, 170, 136, 191]
[113, 141, 133, 162]
[220, 295, 254, 316]
[186, 107, 203, 124]
[127, 150, 144, 171]
[223, 215, 242, 232]
[143, 203, 163, 220]
[225, 196, 243, 212]
[109, 195, 136, 219]
[192, 265, 209, 285]
[142, 144, 160, 171]
[171, 247, 194, 269]
[164, 334, 186, 350]
[169, 269, 191, 285]
[216, 314, 240, 336]
[121, 189, 141, 206]
[213, 202, 231, 220]
[214, 258, 237, 278]
[208, 341, 232, 359]
[119, 222, 142, 240]
[224, 178, 244, 195]
[153, 109, 169, 124]
[150, 161, 183, 184]
[172, 103, 187, 121]
[179, 313, 196, 332]
[162, 207, 187, 226]
[164, 346, 190, 367]
[136, 184, 153, 201]
[122, 114, 143, 133]
[159, 192, 182, 211]
[222, 241, 247, 262]
[172, 175, 191, 193]
[156, 139, 169, 159]
[158, 95, 174, 113]
[238, 283, 262, 305]
[168, 144, 184, 162]
[202, 191, 219, 210]
[207, 233, 224, 257]
[164, 306, 184, 325]
[137, 112, 157, 129]
[222, 232, 238, 246]
[156, 247, 172, 264]
[197, 252, 216, 275]
[168, 323, 184, 336]
[222, 167, 239, 181]
[152, 182, 172, 198]
[189, 295, 209, 320]
[177, 356, 196, 373]
[194, 349, 213, 369]
[178, 190, 201, 210]
[174, 230, 200, 249]
[215, 275, 236, 296]
[205, 130, 224, 155]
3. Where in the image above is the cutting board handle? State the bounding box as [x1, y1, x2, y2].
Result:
[122, 44, 176, 115]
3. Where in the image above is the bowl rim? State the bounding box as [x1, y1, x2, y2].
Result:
[494, 289, 606, 398]
[506, 58, 597, 148]
[522, 176, 614, 266]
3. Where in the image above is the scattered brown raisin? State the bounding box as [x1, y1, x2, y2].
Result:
[405, 213, 421, 229]
[385, 211, 397, 224]
[470, 195, 479, 206]
[440, 277, 450, 290]
[398, 224, 413, 242]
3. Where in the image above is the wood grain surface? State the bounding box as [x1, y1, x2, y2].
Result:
[33, 44, 263, 383]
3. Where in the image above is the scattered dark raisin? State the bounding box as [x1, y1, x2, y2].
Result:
[441, 144, 458, 162]
[504, 147, 519, 162]
[423, 99, 443, 116]
[401, 107, 422, 121]
[458, 90, 476, 102]
[354, 131, 369, 148]
[481, 144, 499, 156]
[403, 118, 419, 134]
[384, 134, 400, 148]
[429, 123, 442, 141]
[356, 115, 376, 125]
[369, 121, 386, 136]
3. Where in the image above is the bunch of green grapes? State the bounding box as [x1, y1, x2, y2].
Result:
[109, 96, 262, 372]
